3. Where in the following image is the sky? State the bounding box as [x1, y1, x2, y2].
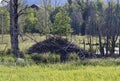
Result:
[25, 0, 67, 6]
[0, 0, 112, 6]
[0, 0, 67, 6]
[0, 0, 7, 6]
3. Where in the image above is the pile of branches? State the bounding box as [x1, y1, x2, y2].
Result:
[28, 37, 90, 61]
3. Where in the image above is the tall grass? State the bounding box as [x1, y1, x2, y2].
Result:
[0, 64, 120, 81]
[0, 34, 92, 52]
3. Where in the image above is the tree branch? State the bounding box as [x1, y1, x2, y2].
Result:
[18, 6, 28, 17]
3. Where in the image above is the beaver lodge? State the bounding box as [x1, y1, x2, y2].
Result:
[28, 37, 89, 62]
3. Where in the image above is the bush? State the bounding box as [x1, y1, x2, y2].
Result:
[71, 58, 120, 66]
[0, 56, 15, 66]
[48, 54, 60, 63]
[31, 53, 60, 64]
[0, 56, 15, 63]
[68, 53, 80, 61]
[0, 55, 35, 66]
[5, 49, 14, 55]
[24, 54, 32, 60]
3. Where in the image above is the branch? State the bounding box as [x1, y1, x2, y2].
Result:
[25, 34, 38, 43]
[18, 6, 28, 17]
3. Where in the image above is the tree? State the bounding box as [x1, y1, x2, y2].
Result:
[36, 6, 53, 35]
[78, 0, 89, 35]
[95, 0, 106, 55]
[18, 0, 28, 35]
[0, 7, 10, 34]
[71, 11, 83, 34]
[91, 0, 120, 56]
[9, 0, 27, 57]
[9, 0, 20, 57]
[104, 0, 120, 55]
[23, 8, 37, 33]
[36, 8, 46, 34]
[50, 9, 72, 36]
[42, 0, 51, 38]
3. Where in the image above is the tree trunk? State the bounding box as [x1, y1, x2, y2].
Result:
[98, 31, 104, 56]
[106, 35, 109, 56]
[119, 39, 120, 56]
[60, 52, 68, 62]
[111, 37, 115, 55]
[10, 0, 19, 57]
[89, 36, 92, 54]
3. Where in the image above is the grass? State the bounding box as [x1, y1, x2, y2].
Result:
[0, 64, 120, 81]
[0, 34, 99, 52]
[0, 34, 120, 81]
[0, 58, 120, 81]
[0, 34, 46, 52]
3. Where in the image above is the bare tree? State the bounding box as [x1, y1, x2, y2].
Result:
[9, 0, 27, 57]
[105, 0, 120, 55]
[42, 0, 51, 38]
[9, 0, 20, 57]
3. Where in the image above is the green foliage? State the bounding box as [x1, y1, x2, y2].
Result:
[36, 9, 47, 34]
[23, 8, 37, 33]
[0, 54, 35, 66]
[0, 56, 15, 63]
[50, 9, 72, 36]
[68, 53, 80, 61]
[50, 7, 61, 23]
[31, 53, 60, 64]
[5, 49, 14, 55]
[36, 8, 52, 34]
[0, 9, 10, 34]
[95, 0, 106, 11]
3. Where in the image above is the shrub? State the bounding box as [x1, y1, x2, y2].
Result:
[31, 53, 60, 64]
[0, 56, 15, 63]
[24, 54, 32, 60]
[68, 53, 80, 61]
[48, 54, 60, 63]
[71, 58, 120, 66]
[5, 49, 14, 55]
